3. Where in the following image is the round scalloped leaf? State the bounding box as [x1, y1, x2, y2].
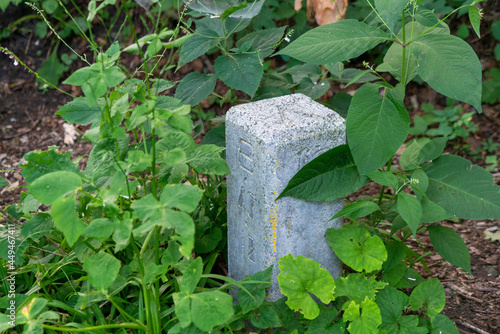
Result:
[326, 227, 387, 273]
[278, 254, 335, 320]
[409, 278, 445, 317]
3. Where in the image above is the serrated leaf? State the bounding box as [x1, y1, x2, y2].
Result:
[178, 35, 219, 68]
[347, 83, 409, 175]
[409, 278, 445, 317]
[236, 26, 286, 58]
[21, 147, 80, 184]
[468, 5, 481, 38]
[175, 72, 217, 106]
[81, 218, 115, 240]
[333, 201, 380, 219]
[411, 34, 482, 112]
[278, 20, 390, 65]
[83, 252, 121, 291]
[186, 145, 229, 175]
[278, 254, 335, 320]
[214, 53, 263, 96]
[343, 297, 382, 334]
[277, 144, 367, 201]
[376, 286, 427, 334]
[102, 66, 126, 87]
[56, 97, 101, 124]
[326, 226, 387, 273]
[428, 225, 470, 274]
[335, 273, 387, 303]
[397, 192, 422, 236]
[29, 171, 81, 205]
[423, 155, 500, 219]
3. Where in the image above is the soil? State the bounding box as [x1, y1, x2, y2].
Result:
[1, 3, 499, 334]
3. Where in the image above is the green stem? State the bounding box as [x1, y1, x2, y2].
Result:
[401, 9, 406, 85]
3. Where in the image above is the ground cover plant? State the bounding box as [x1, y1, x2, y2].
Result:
[0, 0, 498, 333]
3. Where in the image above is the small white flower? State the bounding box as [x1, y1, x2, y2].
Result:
[284, 37, 290, 42]
[13, 59, 18, 66]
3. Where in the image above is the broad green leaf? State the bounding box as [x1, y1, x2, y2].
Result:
[376, 286, 427, 334]
[214, 53, 263, 96]
[83, 252, 121, 292]
[468, 5, 481, 38]
[178, 35, 219, 68]
[157, 131, 195, 155]
[81, 218, 115, 240]
[190, 291, 234, 331]
[410, 278, 445, 317]
[177, 35, 219, 68]
[29, 171, 81, 205]
[175, 72, 217, 106]
[381, 261, 407, 286]
[394, 267, 424, 289]
[251, 305, 282, 329]
[56, 97, 101, 124]
[326, 226, 387, 273]
[23, 320, 43, 334]
[125, 150, 150, 173]
[20, 213, 54, 242]
[379, 21, 448, 85]
[113, 216, 132, 252]
[335, 273, 387, 304]
[180, 257, 203, 294]
[22, 297, 48, 320]
[278, 20, 390, 65]
[186, 0, 264, 19]
[220, 2, 248, 20]
[102, 66, 126, 87]
[420, 197, 451, 223]
[236, 26, 286, 58]
[428, 225, 470, 274]
[332, 201, 380, 219]
[278, 254, 335, 320]
[367, 171, 399, 189]
[412, 169, 428, 198]
[173, 292, 191, 328]
[186, 145, 230, 175]
[431, 314, 460, 334]
[375, 0, 409, 33]
[0, 313, 15, 332]
[412, 34, 482, 112]
[382, 241, 406, 272]
[277, 144, 367, 201]
[51, 195, 86, 247]
[161, 184, 203, 213]
[347, 84, 409, 175]
[397, 193, 422, 236]
[143, 263, 168, 285]
[0, 177, 7, 188]
[400, 137, 447, 171]
[295, 78, 330, 100]
[237, 266, 272, 314]
[423, 155, 500, 219]
[21, 147, 80, 184]
[343, 297, 382, 334]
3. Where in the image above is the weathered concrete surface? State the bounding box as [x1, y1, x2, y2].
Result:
[226, 94, 346, 300]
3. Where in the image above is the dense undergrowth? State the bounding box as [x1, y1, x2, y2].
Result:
[0, 1, 499, 333]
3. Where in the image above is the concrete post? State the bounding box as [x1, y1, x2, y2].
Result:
[226, 94, 346, 300]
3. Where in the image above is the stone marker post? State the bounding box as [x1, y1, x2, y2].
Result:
[226, 94, 346, 300]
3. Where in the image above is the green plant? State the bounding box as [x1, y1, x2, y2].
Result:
[0, 1, 292, 333]
[273, 0, 499, 332]
[410, 102, 479, 139]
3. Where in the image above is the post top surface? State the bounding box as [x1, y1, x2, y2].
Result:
[226, 94, 345, 143]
